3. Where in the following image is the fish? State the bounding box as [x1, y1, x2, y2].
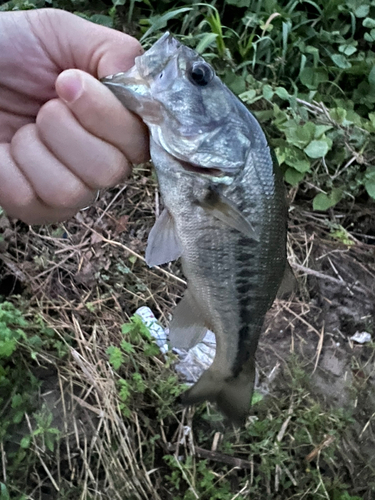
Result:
[102, 33, 288, 426]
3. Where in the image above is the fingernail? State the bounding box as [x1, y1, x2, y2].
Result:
[56, 70, 83, 103]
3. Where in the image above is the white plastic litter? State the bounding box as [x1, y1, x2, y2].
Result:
[350, 331, 372, 344]
[135, 306, 169, 354]
[135, 306, 216, 383]
[172, 330, 216, 384]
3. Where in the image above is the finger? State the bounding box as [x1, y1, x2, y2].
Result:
[0, 143, 78, 225]
[56, 69, 149, 165]
[26, 9, 143, 77]
[36, 98, 130, 190]
[10, 123, 96, 209]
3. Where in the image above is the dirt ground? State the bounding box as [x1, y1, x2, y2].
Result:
[1, 167, 375, 499]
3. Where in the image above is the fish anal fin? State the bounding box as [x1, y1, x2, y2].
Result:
[169, 289, 207, 350]
[197, 187, 259, 241]
[145, 208, 183, 267]
[180, 356, 256, 427]
[277, 262, 297, 299]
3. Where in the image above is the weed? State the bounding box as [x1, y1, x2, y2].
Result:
[0, 299, 69, 497]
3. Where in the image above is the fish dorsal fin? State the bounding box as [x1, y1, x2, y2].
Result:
[169, 289, 207, 350]
[196, 187, 259, 241]
[145, 208, 183, 267]
[277, 262, 297, 299]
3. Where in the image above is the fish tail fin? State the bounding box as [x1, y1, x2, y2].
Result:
[180, 357, 256, 426]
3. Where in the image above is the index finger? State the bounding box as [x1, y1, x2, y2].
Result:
[55, 69, 150, 165]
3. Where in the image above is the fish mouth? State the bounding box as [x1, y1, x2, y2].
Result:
[178, 160, 226, 178]
[101, 32, 181, 122]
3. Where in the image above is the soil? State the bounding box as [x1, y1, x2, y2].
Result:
[1, 170, 375, 498]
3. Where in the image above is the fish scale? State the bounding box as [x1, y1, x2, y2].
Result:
[102, 32, 288, 425]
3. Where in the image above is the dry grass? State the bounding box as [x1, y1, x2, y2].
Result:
[1, 164, 375, 499]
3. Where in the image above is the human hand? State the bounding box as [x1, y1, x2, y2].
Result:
[0, 8, 149, 224]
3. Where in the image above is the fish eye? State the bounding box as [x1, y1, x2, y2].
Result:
[188, 62, 214, 87]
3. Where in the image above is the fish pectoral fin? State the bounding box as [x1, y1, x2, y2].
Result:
[169, 289, 207, 350]
[277, 262, 297, 299]
[145, 208, 183, 267]
[196, 188, 259, 241]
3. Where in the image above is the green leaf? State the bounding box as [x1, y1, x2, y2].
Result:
[118, 379, 130, 402]
[284, 147, 311, 172]
[329, 108, 347, 125]
[226, 0, 251, 7]
[364, 29, 375, 42]
[89, 14, 113, 28]
[364, 168, 375, 199]
[262, 84, 274, 100]
[239, 89, 258, 104]
[275, 87, 289, 100]
[355, 4, 369, 17]
[251, 391, 263, 405]
[314, 125, 333, 138]
[128, 255, 137, 264]
[331, 54, 352, 69]
[45, 433, 57, 452]
[275, 147, 285, 165]
[144, 343, 160, 357]
[121, 323, 134, 334]
[106, 346, 124, 370]
[222, 73, 246, 95]
[13, 410, 25, 424]
[120, 340, 135, 354]
[300, 67, 328, 89]
[284, 122, 315, 148]
[369, 112, 375, 128]
[284, 168, 305, 186]
[313, 189, 343, 211]
[0, 482, 10, 500]
[338, 44, 357, 56]
[11, 393, 23, 408]
[140, 8, 192, 41]
[0, 339, 16, 358]
[304, 140, 329, 158]
[363, 17, 375, 28]
[20, 436, 31, 449]
[195, 33, 217, 54]
[369, 66, 375, 86]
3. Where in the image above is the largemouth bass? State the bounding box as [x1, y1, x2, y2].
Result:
[102, 33, 288, 425]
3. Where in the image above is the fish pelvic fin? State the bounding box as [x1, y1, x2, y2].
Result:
[180, 357, 256, 427]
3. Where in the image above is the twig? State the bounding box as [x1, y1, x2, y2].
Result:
[96, 185, 127, 223]
[194, 446, 253, 469]
[291, 262, 371, 296]
[359, 412, 375, 439]
[79, 220, 186, 285]
[1, 441, 6, 482]
[0, 254, 27, 282]
[305, 435, 335, 463]
[313, 324, 325, 374]
[276, 404, 294, 443]
[292, 262, 346, 286]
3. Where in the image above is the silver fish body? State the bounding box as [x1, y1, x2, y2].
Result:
[103, 33, 287, 425]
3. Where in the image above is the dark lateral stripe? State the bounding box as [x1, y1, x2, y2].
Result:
[237, 282, 251, 294]
[232, 228, 261, 377]
[236, 268, 257, 279]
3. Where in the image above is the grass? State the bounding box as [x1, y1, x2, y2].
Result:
[1, 167, 374, 499]
[0, 0, 375, 499]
